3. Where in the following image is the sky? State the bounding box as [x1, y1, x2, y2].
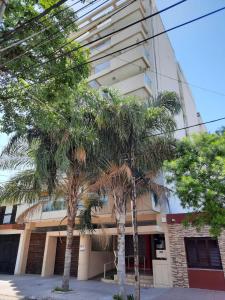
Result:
[156, 0, 225, 132]
[0, 0, 225, 185]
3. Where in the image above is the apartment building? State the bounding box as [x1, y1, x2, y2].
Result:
[2, 0, 222, 292]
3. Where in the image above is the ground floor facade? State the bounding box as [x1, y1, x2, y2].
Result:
[0, 214, 224, 291]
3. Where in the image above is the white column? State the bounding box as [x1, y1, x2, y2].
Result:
[77, 235, 91, 280]
[14, 228, 31, 275]
[41, 235, 57, 277]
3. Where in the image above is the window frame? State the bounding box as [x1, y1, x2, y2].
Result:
[184, 237, 222, 270]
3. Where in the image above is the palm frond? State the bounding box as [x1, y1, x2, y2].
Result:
[152, 91, 182, 115]
[0, 169, 43, 205]
[0, 134, 32, 170]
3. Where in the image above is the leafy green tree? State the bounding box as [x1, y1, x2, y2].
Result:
[92, 90, 181, 300]
[0, 0, 89, 134]
[165, 130, 225, 236]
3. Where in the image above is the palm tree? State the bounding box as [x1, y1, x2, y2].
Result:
[0, 85, 103, 291]
[94, 90, 181, 300]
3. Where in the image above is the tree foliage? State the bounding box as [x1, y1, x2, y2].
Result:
[165, 130, 225, 236]
[0, 0, 89, 134]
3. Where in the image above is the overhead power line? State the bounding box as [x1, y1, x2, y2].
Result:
[0, 116, 224, 182]
[0, 0, 74, 42]
[15, 0, 187, 71]
[100, 44, 225, 99]
[2, 0, 118, 67]
[0, 0, 185, 77]
[7, 3, 225, 95]
[0, 0, 99, 52]
[150, 117, 225, 137]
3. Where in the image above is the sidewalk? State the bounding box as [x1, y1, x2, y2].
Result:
[0, 275, 224, 300]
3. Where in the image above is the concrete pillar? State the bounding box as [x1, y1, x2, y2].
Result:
[14, 227, 31, 275]
[77, 235, 91, 280]
[161, 219, 173, 287]
[41, 235, 57, 277]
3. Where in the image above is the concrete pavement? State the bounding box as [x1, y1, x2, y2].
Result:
[0, 275, 224, 300]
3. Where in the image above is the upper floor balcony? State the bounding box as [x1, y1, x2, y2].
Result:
[111, 72, 152, 99]
[75, 0, 147, 46]
[14, 188, 161, 226]
[88, 45, 151, 88]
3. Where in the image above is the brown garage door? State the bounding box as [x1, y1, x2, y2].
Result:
[26, 233, 46, 274]
[54, 237, 80, 277]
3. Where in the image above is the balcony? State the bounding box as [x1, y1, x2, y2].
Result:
[89, 45, 150, 87]
[75, 0, 147, 44]
[111, 72, 152, 99]
[96, 191, 160, 216]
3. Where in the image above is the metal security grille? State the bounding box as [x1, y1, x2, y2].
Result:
[185, 237, 222, 269]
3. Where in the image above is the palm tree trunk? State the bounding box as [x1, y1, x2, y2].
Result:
[62, 175, 77, 291]
[62, 216, 75, 290]
[131, 175, 140, 300]
[117, 210, 126, 300]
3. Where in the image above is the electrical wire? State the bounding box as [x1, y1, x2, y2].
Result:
[14, 0, 187, 71]
[0, 0, 73, 42]
[0, 116, 224, 183]
[2, 0, 116, 67]
[6, 4, 225, 95]
[150, 116, 225, 137]
[0, 0, 99, 52]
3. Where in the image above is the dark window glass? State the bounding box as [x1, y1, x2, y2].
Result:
[185, 237, 222, 269]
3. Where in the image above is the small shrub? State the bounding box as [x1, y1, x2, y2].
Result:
[113, 295, 122, 300]
[54, 286, 72, 292]
[113, 295, 134, 300]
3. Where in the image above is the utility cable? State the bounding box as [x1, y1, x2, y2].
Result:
[7, 3, 224, 94]
[0, 116, 224, 182]
[0, 0, 99, 52]
[0, 0, 73, 42]
[16, 0, 187, 71]
[150, 116, 225, 137]
[2, 0, 116, 67]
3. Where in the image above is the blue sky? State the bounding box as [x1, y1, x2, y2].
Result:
[156, 0, 225, 132]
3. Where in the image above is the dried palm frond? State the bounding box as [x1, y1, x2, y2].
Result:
[74, 147, 86, 163]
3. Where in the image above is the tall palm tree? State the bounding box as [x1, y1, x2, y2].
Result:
[90, 162, 165, 299]
[95, 90, 181, 300]
[0, 85, 103, 291]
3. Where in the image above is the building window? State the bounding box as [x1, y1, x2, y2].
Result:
[90, 38, 110, 52]
[185, 237, 222, 269]
[42, 199, 66, 212]
[144, 74, 152, 88]
[89, 80, 100, 89]
[0, 205, 17, 224]
[94, 61, 110, 73]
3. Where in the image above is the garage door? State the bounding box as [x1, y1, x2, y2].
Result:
[54, 237, 80, 276]
[26, 233, 46, 274]
[0, 234, 20, 274]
